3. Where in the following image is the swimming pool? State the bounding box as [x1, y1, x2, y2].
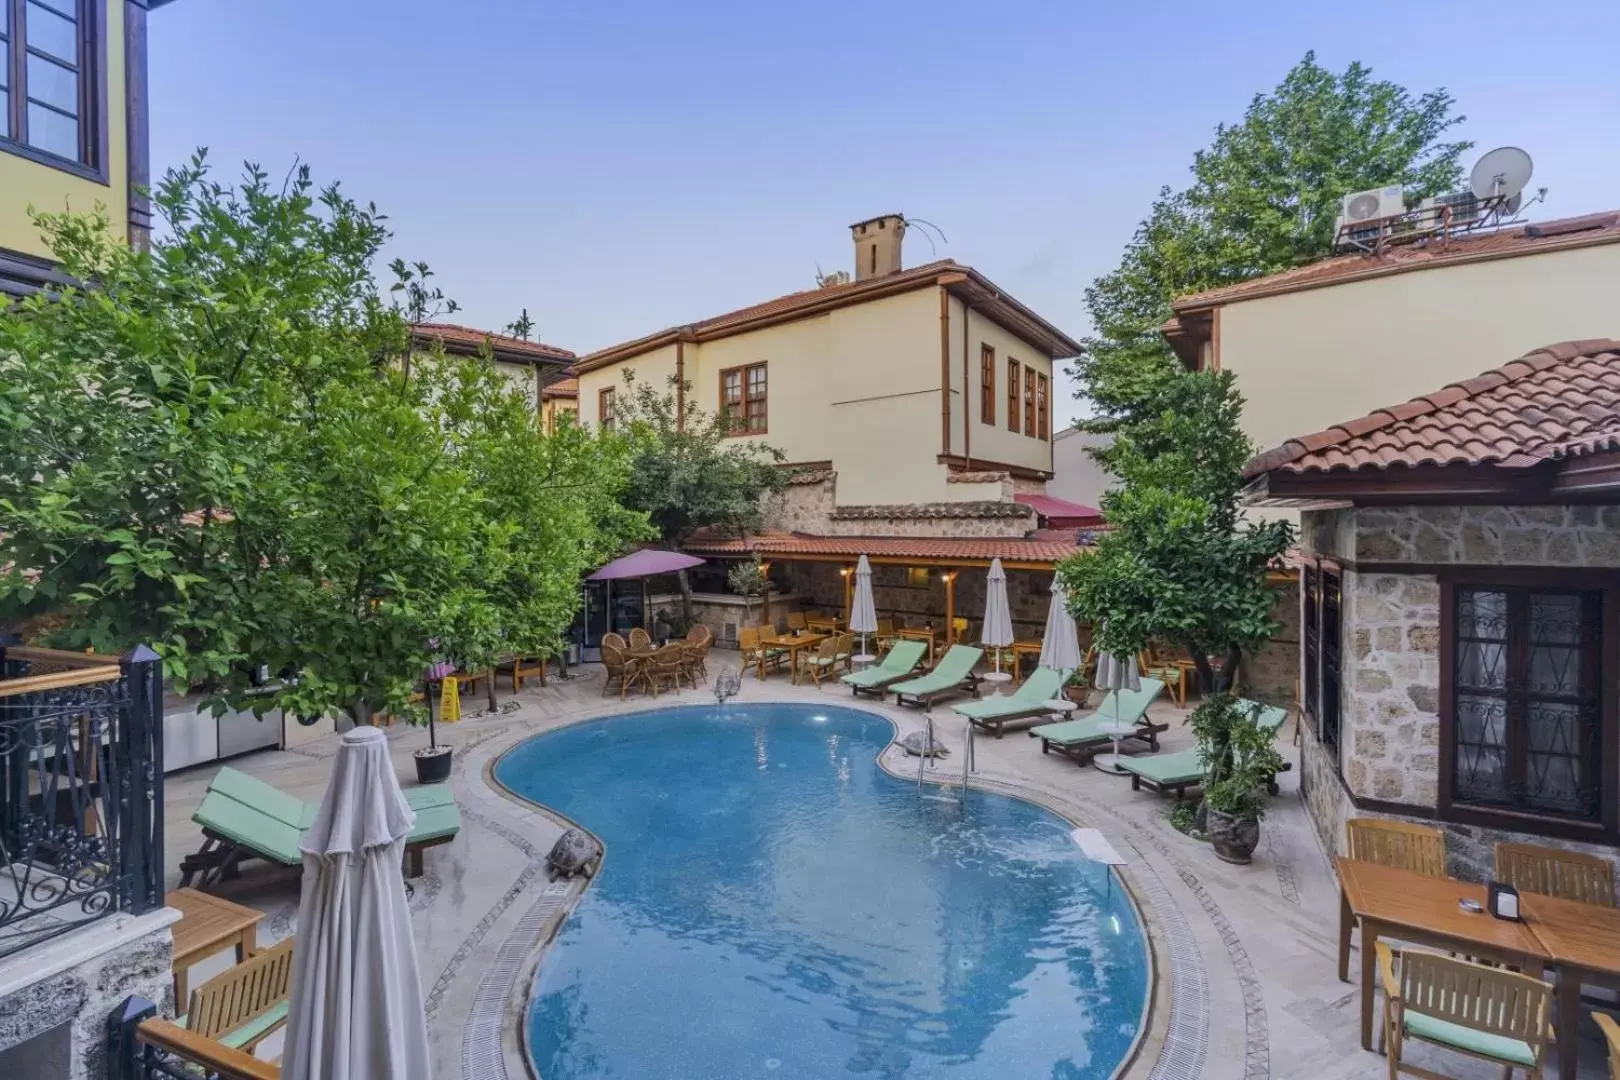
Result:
[495, 702, 1150, 1080]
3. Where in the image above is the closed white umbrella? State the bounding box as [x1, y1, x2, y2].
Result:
[850, 555, 878, 662]
[1092, 647, 1142, 775]
[1038, 577, 1084, 676]
[282, 726, 431, 1080]
[981, 558, 1015, 674]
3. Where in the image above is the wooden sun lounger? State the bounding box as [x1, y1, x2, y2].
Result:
[1028, 679, 1166, 765]
[890, 645, 984, 708]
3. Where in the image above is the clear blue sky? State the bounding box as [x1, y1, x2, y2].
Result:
[148, 0, 1620, 425]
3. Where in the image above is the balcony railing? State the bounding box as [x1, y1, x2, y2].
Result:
[0, 644, 164, 960]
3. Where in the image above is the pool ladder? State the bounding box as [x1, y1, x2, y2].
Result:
[915, 714, 975, 805]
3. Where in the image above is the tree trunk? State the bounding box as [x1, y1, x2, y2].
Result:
[352, 698, 373, 729]
[678, 568, 696, 628]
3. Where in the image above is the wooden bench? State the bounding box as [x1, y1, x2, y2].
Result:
[179, 937, 295, 1055]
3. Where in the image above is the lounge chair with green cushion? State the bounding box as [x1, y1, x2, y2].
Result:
[842, 640, 927, 698]
[891, 644, 984, 708]
[1119, 697, 1293, 798]
[950, 667, 1067, 738]
[179, 765, 461, 889]
[1029, 679, 1167, 765]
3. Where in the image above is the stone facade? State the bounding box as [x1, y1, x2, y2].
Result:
[0, 912, 177, 1080]
[1299, 503, 1620, 882]
[1241, 585, 1299, 706]
[762, 471, 1040, 538]
[763, 474, 837, 534]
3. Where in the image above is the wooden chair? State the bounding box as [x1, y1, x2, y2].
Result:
[785, 612, 808, 632]
[182, 937, 296, 1054]
[835, 632, 855, 673]
[1346, 818, 1448, 878]
[875, 617, 898, 655]
[601, 632, 627, 652]
[1377, 942, 1552, 1079]
[506, 655, 547, 692]
[805, 635, 842, 688]
[601, 644, 636, 699]
[628, 627, 652, 650]
[738, 627, 784, 678]
[1495, 842, 1616, 906]
[1594, 1011, 1620, 1077]
[1138, 648, 1188, 707]
[647, 642, 689, 695]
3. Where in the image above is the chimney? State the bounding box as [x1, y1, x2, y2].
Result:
[850, 214, 906, 280]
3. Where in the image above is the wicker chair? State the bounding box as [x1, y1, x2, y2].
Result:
[680, 642, 708, 688]
[647, 642, 689, 695]
[835, 632, 854, 673]
[628, 626, 652, 650]
[601, 643, 636, 699]
[1495, 842, 1616, 906]
[875, 617, 898, 654]
[601, 632, 628, 653]
[1346, 818, 1448, 878]
[1378, 943, 1552, 1079]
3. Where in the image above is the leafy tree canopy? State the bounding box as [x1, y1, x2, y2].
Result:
[0, 153, 644, 721]
[1075, 51, 1471, 436]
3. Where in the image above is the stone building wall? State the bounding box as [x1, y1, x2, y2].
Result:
[762, 471, 1040, 538]
[1300, 503, 1620, 882]
[0, 913, 177, 1080]
[1242, 584, 1299, 706]
[763, 474, 836, 534]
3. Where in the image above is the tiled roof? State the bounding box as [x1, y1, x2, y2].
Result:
[542, 378, 578, 399]
[412, 323, 575, 363]
[829, 501, 1034, 521]
[575, 260, 1083, 372]
[1175, 212, 1620, 311]
[1014, 494, 1104, 524]
[681, 530, 1082, 566]
[1244, 339, 1620, 478]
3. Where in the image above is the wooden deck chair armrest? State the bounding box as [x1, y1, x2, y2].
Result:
[136, 1019, 280, 1080]
[1375, 941, 1400, 1000]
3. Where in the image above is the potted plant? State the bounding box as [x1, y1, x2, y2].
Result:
[1191, 695, 1285, 864]
[414, 659, 456, 784]
[728, 556, 767, 630]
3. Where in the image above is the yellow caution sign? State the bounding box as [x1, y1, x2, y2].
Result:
[439, 676, 462, 723]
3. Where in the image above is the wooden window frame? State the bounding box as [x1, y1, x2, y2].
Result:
[718, 361, 767, 437]
[979, 344, 995, 425]
[1300, 559, 1342, 772]
[0, 0, 108, 182]
[597, 386, 616, 431]
[1006, 359, 1020, 434]
[1036, 371, 1049, 440]
[1437, 568, 1620, 844]
[1022, 364, 1036, 437]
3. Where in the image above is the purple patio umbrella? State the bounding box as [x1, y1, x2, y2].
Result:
[588, 550, 707, 640]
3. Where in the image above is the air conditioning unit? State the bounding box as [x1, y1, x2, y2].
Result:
[1417, 191, 1482, 230]
[1340, 185, 1405, 224]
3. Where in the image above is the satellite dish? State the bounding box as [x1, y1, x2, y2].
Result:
[1502, 191, 1523, 216]
[1471, 147, 1534, 200]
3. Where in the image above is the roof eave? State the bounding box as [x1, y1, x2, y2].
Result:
[945, 269, 1084, 360]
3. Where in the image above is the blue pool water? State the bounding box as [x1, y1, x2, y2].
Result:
[495, 702, 1149, 1080]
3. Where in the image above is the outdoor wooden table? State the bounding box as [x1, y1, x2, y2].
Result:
[1010, 640, 1043, 680]
[167, 887, 264, 1007]
[897, 627, 938, 664]
[762, 632, 827, 685]
[805, 615, 841, 635]
[1521, 891, 1620, 1080]
[624, 646, 659, 694]
[1334, 857, 1549, 1052]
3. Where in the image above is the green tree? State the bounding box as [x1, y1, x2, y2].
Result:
[0, 153, 642, 723]
[613, 372, 788, 620]
[1056, 368, 1290, 696]
[1075, 52, 1471, 428]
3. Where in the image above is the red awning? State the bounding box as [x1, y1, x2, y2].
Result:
[1013, 494, 1104, 528]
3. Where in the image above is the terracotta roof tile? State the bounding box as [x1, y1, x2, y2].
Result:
[412, 323, 575, 363]
[1244, 339, 1620, 478]
[681, 530, 1081, 566]
[542, 378, 578, 399]
[1176, 213, 1620, 310]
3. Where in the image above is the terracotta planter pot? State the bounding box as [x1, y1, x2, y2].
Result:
[1206, 807, 1260, 864]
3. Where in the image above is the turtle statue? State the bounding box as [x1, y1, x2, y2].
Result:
[546, 827, 603, 880]
[898, 730, 950, 758]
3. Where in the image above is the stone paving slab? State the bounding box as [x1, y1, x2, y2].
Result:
[157, 661, 1607, 1079]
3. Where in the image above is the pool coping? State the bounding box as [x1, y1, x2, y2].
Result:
[477, 698, 1181, 1080]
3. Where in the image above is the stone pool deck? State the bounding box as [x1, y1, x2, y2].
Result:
[160, 662, 1609, 1080]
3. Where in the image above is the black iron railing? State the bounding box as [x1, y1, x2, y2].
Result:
[0, 644, 164, 960]
[108, 997, 279, 1080]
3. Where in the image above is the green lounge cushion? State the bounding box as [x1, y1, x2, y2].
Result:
[953, 668, 1065, 720]
[175, 1000, 289, 1050]
[1235, 699, 1289, 737]
[891, 645, 984, 697]
[841, 641, 926, 688]
[1402, 1010, 1536, 1067]
[1031, 679, 1165, 744]
[208, 767, 318, 830]
[1118, 748, 1202, 785]
[193, 788, 307, 867]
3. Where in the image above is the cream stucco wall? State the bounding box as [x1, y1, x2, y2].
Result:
[1047, 428, 1115, 509]
[491, 359, 539, 409]
[1220, 243, 1620, 459]
[577, 286, 1060, 506]
[0, 0, 128, 259]
[948, 296, 1054, 474]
